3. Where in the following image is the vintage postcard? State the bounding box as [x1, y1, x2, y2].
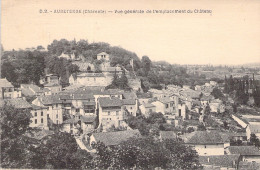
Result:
[1, 0, 260, 169]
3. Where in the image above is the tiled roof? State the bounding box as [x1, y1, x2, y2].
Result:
[97, 52, 108, 55]
[199, 155, 240, 168]
[123, 92, 137, 100]
[31, 104, 48, 110]
[122, 99, 136, 105]
[184, 130, 224, 144]
[6, 98, 32, 109]
[0, 78, 14, 88]
[228, 146, 260, 155]
[248, 122, 260, 133]
[160, 131, 177, 140]
[92, 129, 141, 146]
[239, 161, 260, 170]
[81, 115, 96, 123]
[99, 97, 122, 107]
[83, 101, 96, 106]
[38, 95, 62, 105]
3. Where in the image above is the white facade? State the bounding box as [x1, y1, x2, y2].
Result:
[30, 108, 48, 129]
[32, 98, 63, 124]
[97, 52, 110, 61]
[192, 144, 225, 156]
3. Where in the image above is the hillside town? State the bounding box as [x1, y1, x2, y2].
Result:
[1, 42, 260, 169]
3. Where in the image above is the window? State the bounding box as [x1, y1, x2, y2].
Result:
[56, 114, 58, 118]
[108, 111, 110, 115]
[204, 145, 207, 148]
[41, 111, 43, 116]
[56, 104, 58, 108]
[41, 118, 43, 123]
[116, 111, 119, 116]
[130, 107, 132, 109]
[76, 108, 80, 112]
[35, 119, 37, 124]
[47, 114, 49, 119]
[166, 104, 169, 108]
[56, 120, 58, 124]
[35, 112, 37, 116]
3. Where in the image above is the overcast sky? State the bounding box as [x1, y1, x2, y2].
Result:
[1, 0, 260, 65]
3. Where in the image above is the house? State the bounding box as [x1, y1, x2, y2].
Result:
[199, 154, 240, 170]
[227, 146, 260, 163]
[44, 82, 62, 95]
[1, 98, 48, 129]
[41, 74, 60, 85]
[32, 95, 63, 124]
[97, 52, 110, 61]
[80, 115, 96, 134]
[21, 84, 44, 96]
[89, 129, 141, 146]
[151, 96, 175, 115]
[122, 99, 138, 117]
[62, 117, 81, 135]
[183, 130, 225, 156]
[175, 102, 187, 120]
[0, 78, 21, 99]
[69, 72, 112, 87]
[246, 122, 260, 140]
[238, 161, 260, 170]
[139, 103, 156, 116]
[209, 99, 225, 113]
[98, 97, 125, 130]
[30, 104, 48, 129]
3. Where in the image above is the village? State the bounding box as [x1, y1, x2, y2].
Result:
[1, 50, 260, 169]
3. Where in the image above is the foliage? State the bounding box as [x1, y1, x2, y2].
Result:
[253, 85, 260, 107]
[92, 137, 201, 169]
[211, 87, 224, 99]
[0, 104, 32, 168]
[250, 133, 260, 148]
[105, 69, 131, 90]
[1, 50, 46, 86]
[45, 56, 79, 86]
[197, 124, 206, 131]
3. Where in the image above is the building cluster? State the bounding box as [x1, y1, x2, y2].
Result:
[1, 51, 260, 169]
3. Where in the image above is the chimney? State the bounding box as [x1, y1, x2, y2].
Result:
[207, 158, 210, 163]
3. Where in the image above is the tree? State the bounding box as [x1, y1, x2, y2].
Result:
[146, 112, 166, 124]
[40, 132, 93, 169]
[91, 142, 113, 169]
[250, 134, 260, 148]
[141, 56, 151, 76]
[0, 104, 32, 168]
[197, 124, 206, 131]
[211, 87, 224, 99]
[253, 86, 260, 107]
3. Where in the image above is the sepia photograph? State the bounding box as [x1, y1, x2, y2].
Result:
[1, 0, 260, 169]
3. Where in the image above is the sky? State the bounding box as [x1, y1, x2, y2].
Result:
[1, 0, 260, 65]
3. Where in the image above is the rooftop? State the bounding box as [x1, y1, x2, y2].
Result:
[0, 78, 14, 88]
[183, 130, 224, 144]
[38, 95, 63, 105]
[122, 99, 136, 105]
[199, 154, 240, 168]
[6, 98, 32, 109]
[92, 129, 141, 146]
[228, 146, 260, 155]
[99, 97, 122, 107]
